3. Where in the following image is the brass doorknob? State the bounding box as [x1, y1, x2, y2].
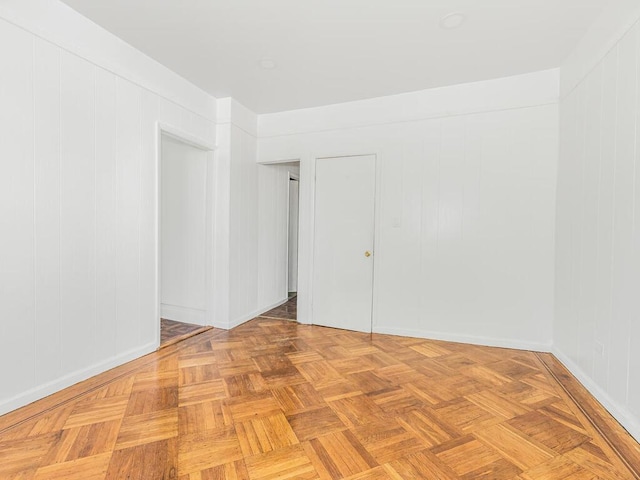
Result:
[364, 251, 372, 257]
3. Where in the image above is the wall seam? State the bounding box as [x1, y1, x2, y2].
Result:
[93, 65, 98, 364]
[57, 46, 62, 376]
[32, 36, 37, 388]
[561, 16, 640, 101]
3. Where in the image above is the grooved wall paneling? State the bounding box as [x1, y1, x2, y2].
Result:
[258, 71, 559, 352]
[0, 16, 216, 415]
[215, 98, 299, 329]
[34, 38, 62, 386]
[556, 20, 640, 441]
[0, 22, 35, 400]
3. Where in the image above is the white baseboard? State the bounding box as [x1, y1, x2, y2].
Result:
[161, 303, 206, 325]
[214, 297, 290, 330]
[0, 341, 157, 417]
[552, 347, 640, 443]
[372, 325, 552, 353]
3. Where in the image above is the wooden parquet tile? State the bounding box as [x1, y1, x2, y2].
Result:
[351, 418, 424, 464]
[286, 406, 346, 442]
[33, 451, 112, 480]
[245, 443, 316, 480]
[0, 318, 638, 479]
[106, 439, 177, 480]
[432, 434, 524, 478]
[386, 449, 460, 479]
[307, 429, 378, 478]
[179, 426, 243, 475]
[235, 412, 299, 456]
[114, 408, 178, 449]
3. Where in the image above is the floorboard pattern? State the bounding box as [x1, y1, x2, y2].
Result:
[161, 318, 210, 348]
[260, 295, 297, 321]
[0, 319, 637, 479]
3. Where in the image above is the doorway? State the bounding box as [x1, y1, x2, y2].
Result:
[312, 154, 376, 333]
[159, 131, 214, 345]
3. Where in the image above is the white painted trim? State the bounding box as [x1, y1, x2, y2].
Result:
[297, 156, 315, 325]
[216, 97, 258, 137]
[373, 325, 552, 353]
[158, 123, 216, 152]
[552, 347, 640, 443]
[214, 297, 290, 330]
[0, 341, 157, 417]
[258, 69, 559, 139]
[259, 158, 303, 166]
[160, 304, 207, 325]
[286, 170, 300, 295]
[285, 173, 291, 296]
[370, 154, 382, 334]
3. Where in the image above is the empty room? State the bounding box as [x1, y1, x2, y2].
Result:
[0, 0, 639, 478]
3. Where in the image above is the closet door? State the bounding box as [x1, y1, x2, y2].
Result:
[312, 155, 376, 333]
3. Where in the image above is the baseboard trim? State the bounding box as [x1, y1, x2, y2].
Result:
[372, 325, 552, 353]
[0, 341, 157, 420]
[161, 303, 206, 325]
[214, 297, 290, 330]
[539, 351, 640, 478]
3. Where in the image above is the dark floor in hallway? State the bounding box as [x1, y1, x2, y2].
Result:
[259, 294, 297, 321]
[160, 318, 210, 347]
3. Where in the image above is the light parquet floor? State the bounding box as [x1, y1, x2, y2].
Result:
[0, 317, 638, 479]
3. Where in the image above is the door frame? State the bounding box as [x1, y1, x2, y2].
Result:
[307, 153, 379, 331]
[155, 123, 216, 347]
[286, 172, 300, 296]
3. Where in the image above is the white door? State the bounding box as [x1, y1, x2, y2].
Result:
[312, 155, 376, 332]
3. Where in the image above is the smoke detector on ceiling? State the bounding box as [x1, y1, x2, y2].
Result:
[260, 58, 277, 70]
[439, 12, 466, 29]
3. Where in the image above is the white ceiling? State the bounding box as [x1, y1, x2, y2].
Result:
[60, 0, 609, 114]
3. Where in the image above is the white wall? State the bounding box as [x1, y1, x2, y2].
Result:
[216, 99, 294, 328]
[555, 15, 640, 441]
[0, 3, 216, 415]
[259, 70, 559, 351]
[5, 1, 636, 444]
[160, 135, 209, 325]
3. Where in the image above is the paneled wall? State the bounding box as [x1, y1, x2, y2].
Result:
[556, 19, 640, 441]
[229, 118, 260, 324]
[259, 70, 559, 351]
[217, 99, 295, 328]
[0, 11, 215, 414]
